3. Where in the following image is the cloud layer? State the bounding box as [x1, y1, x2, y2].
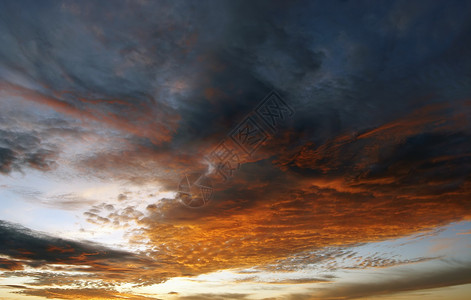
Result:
[1, 0, 471, 299]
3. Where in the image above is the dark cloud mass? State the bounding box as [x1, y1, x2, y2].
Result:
[1, 0, 470, 183]
[0, 220, 173, 286]
[0, 0, 471, 299]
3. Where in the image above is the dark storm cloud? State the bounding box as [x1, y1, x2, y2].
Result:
[281, 101, 471, 199]
[0, 220, 137, 265]
[252, 0, 471, 149]
[0, 220, 172, 285]
[0, 0, 323, 181]
[0, 0, 182, 150]
[2, 0, 469, 186]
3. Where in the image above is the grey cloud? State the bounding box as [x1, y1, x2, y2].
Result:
[0, 129, 58, 174]
[0, 147, 15, 173]
[2, 0, 469, 187]
[0, 220, 139, 265]
[0, 220, 176, 286]
[315, 261, 471, 299]
[176, 293, 249, 300]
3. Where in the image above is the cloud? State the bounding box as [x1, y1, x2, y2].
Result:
[0, 92, 93, 177]
[175, 293, 249, 300]
[6, 186, 99, 211]
[1, 0, 469, 188]
[0, 129, 59, 174]
[0, 220, 174, 286]
[112, 101, 470, 281]
[314, 261, 471, 299]
[0, 147, 15, 174]
[0, 81, 179, 145]
[282, 101, 471, 188]
[0, 258, 24, 271]
[17, 288, 161, 300]
[0, 0, 470, 299]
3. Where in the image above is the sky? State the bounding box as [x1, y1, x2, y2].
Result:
[0, 0, 471, 299]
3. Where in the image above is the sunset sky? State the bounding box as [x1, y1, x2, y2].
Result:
[1, 0, 471, 299]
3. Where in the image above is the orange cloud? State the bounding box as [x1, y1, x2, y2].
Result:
[46, 245, 75, 254]
[0, 257, 24, 271]
[117, 101, 471, 280]
[2, 91, 469, 298]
